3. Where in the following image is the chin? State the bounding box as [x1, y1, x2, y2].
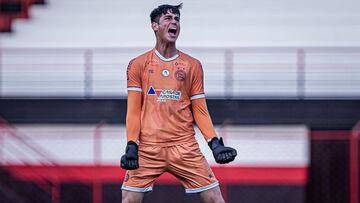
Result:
[169, 36, 179, 42]
[165, 39, 177, 44]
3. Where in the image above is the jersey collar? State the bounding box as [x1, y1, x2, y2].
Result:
[154, 49, 179, 62]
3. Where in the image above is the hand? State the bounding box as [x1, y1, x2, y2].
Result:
[208, 137, 237, 164]
[120, 141, 139, 170]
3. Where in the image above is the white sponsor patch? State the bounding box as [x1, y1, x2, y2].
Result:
[157, 89, 181, 102]
[147, 86, 181, 102]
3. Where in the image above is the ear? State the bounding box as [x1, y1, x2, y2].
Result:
[151, 22, 159, 32]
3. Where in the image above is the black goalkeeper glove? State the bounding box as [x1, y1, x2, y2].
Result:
[120, 141, 139, 170]
[208, 137, 237, 164]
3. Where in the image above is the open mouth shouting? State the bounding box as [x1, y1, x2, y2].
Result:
[168, 26, 178, 38]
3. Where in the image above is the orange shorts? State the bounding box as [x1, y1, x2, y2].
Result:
[121, 141, 218, 193]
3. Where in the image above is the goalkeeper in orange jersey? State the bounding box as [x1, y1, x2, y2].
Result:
[120, 3, 237, 203]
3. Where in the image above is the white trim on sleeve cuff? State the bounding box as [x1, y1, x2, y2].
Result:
[190, 94, 206, 100]
[127, 87, 142, 92]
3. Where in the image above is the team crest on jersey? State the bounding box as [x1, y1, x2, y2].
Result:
[175, 69, 186, 81]
[147, 86, 181, 102]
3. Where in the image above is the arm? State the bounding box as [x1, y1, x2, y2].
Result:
[190, 61, 236, 164]
[192, 98, 237, 164]
[121, 59, 142, 170]
[191, 98, 216, 141]
[126, 91, 142, 142]
[121, 91, 142, 170]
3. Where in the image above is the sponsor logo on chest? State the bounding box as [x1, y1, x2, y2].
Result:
[147, 86, 181, 102]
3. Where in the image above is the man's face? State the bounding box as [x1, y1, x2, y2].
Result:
[152, 11, 180, 43]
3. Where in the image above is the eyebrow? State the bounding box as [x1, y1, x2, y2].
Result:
[163, 14, 180, 20]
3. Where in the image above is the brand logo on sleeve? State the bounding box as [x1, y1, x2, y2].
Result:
[147, 86, 181, 102]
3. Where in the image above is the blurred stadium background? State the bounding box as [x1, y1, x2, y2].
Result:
[0, 0, 359, 203]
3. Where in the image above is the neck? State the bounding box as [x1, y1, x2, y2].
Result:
[155, 41, 177, 59]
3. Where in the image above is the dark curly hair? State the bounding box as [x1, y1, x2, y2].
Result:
[150, 3, 183, 23]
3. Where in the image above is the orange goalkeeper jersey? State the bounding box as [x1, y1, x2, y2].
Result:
[127, 49, 211, 145]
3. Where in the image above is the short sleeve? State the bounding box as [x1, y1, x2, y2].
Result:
[190, 61, 205, 100]
[126, 59, 142, 92]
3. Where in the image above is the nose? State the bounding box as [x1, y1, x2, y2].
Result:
[171, 17, 179, 24]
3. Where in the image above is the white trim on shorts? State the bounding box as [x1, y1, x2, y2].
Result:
[185, 181, 219, 193]
[121, 185, 153, 193]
